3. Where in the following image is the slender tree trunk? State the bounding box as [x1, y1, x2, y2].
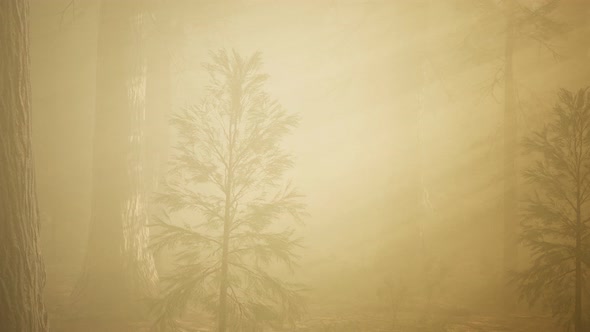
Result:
[75, 0, 158, 315]
[218, 185, 231, 332]
[575, 167, 582, 331]
[391, 1, 427, 258]
[218, 78, 240, 332]
[0, 0, 49, 330]
[218, 134, 233, 331]
[503, 5, 519, 299]
[575, 206, 582, 331]
[416, 0, 433, 263]
[382, 2, 430, 295]
[400, 0, 431, 276]
[417, 2, 438, 316]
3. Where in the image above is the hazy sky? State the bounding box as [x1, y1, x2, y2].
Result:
[28, 0, 590, 307]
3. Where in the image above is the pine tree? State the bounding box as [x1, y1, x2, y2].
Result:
[460, 0, 565, 305]
[151, 50, 307, 332]
[514, 88, 590, 331]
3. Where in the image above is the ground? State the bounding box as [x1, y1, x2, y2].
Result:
[44, 264, 556, 332]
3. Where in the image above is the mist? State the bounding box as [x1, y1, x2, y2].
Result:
[2, 0, 590, 331]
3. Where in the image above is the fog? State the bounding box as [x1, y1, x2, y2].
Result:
[2, 0, 589, 331]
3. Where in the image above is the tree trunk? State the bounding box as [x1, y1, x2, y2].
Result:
[503, 5, 519, 298]
[0, 0, 49, 330]
[416, 0, 433, 263]
[218, 189, 231, 332]
[575, 210, 582, 331]
[145, 1, 173, 273]
[575, 175, 582, 331]
[145, 0, 172, 195]
[218, 76, 241, 332]
[75, 0, 158, 315]
[400, 0, 430, 272]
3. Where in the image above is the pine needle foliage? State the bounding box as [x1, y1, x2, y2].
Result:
[513, 88, 590, 331]
[150, 49, 308, 332]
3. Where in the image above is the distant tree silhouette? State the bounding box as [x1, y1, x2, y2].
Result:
[151, 50, 307, 332]
[75, 0, 159, 315]
[0, 0, 49, 330]
[381, 0, 449, 321]
[514, 88, 590, 331]
[460, 0, 564, 289]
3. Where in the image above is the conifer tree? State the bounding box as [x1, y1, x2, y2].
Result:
[151, 50, 307, 332]
[515, 87, 590, 331]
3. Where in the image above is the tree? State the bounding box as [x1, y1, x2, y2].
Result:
[0, 0, 49, 330]
[514, 88, 590, 331]
[151, 50, 307, 332]
[145, 0, 176, 193]
[74, 0, 159, 315]
[460, 0, 565, 300]
[374, 2, 453, 322]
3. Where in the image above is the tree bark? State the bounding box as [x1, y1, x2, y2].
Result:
[0, 0, 49, 330]
[75, 0, 158, 315]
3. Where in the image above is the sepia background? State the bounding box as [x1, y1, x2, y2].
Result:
[10, 0, 590, 330]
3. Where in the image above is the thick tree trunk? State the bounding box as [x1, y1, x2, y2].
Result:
[145, 0, 172, 195]
[503, 6, 519, 296]
[0, 0, 49, 330]
[75, 0, 158, 315]
[145, 2, 173, 272]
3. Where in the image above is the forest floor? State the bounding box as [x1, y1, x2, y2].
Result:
[46, 304, 557, 332]
[44, 264, 556, 332]
[281, 308, 555, 332]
